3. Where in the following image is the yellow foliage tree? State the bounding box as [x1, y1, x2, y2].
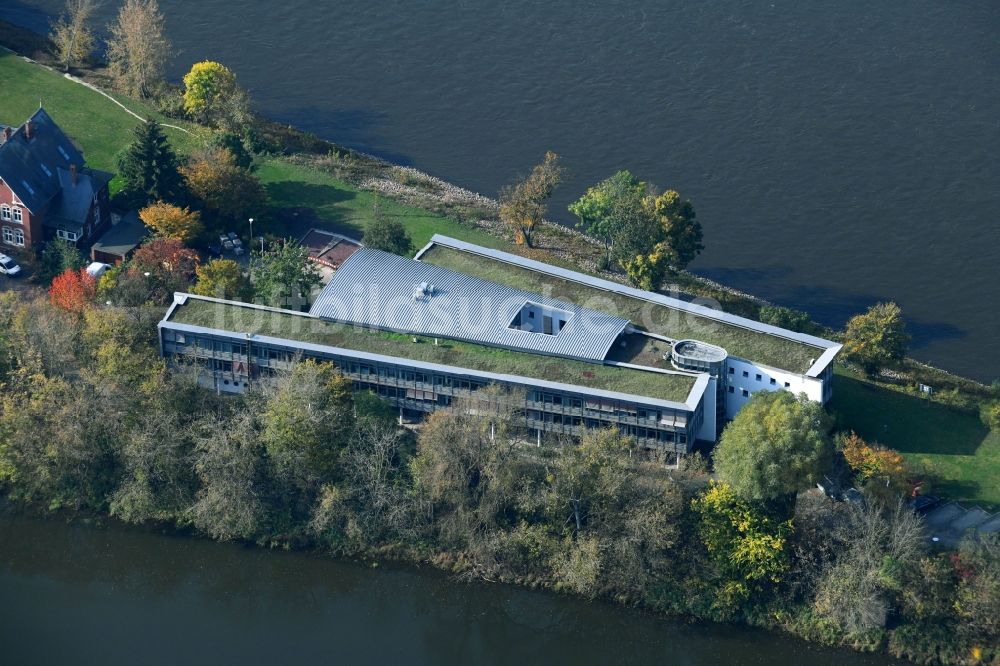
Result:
[138, 202, 203, 243]
[838, 431, 909, 493]
[180, 147, 266, 221]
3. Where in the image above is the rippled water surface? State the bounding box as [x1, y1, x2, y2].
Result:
[3, 0, 998, 380]
[0, 511, 902, 665]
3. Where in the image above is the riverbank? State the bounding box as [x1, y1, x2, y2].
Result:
[0, 502, 903, 666]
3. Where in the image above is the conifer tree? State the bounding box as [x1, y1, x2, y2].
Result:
[116, 119, 184, 206]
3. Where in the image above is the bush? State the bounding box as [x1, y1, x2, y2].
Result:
[981, 401, 1000, 431]
[759, 304, 813, 333]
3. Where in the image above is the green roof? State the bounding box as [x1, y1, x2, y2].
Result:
[167, 297, 699, 404]
[419, 245, 823, 373]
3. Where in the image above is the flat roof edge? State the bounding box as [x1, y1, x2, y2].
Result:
[425, 234, 841, 352]
[806, 344, 843, 378]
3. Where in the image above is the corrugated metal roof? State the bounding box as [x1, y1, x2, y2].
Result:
[309, 247, 630, 363]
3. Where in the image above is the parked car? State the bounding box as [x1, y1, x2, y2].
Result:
[85, 262, 112, 279]
[0, 253, 22, 277]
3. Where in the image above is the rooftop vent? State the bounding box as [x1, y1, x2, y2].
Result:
[412, 282, 435, 301]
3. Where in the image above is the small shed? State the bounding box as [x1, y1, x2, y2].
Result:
[299, 228, 361, 269]
[91, 211, 149, 265]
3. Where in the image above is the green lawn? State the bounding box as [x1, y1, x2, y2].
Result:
[170, 297, 699, 403]
[420, 245, 824, 374]
[0, 48, 199, 170]
[257, 159, 505, 253]
[829, 366, 999, 507]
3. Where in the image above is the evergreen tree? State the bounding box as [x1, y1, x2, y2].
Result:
[116, 119, 184, 206]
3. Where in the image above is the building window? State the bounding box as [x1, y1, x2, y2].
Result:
[12, 207, 22, 224]
[2, 227, 24, 247]
[770, 378, 776, 385]
[728, 367, 734, 375]
[784, 381, 791, 388]
[742, 370, 749, 378]
[56, 229, 78, 241]
[741, 388, 749, 397]
[728, 386, 735, 393]
[0, 205, 9, 221]
[755, 373, 762, 382]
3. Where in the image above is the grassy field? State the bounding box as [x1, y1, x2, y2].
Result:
[170, 297, 698, 403]
[256, 160, 504, 252]
[829, 366, 999, 507]
[421, 245, 824, 374]
[0, 49, 199, 170]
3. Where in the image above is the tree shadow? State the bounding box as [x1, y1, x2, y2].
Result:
[265, 180, 364, 239]
[277, 106, 415, 166]
[829, 373, 988, 457]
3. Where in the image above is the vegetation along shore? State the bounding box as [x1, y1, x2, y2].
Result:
[0, 5, 996, 665]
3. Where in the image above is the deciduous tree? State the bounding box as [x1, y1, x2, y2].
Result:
[651, 189, 703, 271]
[249, 241, 321, 308]
[499, 151, 563, 247]
[191, 258, 252, 300]
[37, 237, 85, 284]
[362, 202, 413, 256]
[49, 267, 96, 314]
[713, 390, 832, 502]
[182, 61, 251, 131]
[49, 0, 98, 72]
[568, 170, 645, 266]
[106, 0, 170, 98]
[843, 302, 909, 376]
[128, 238, 199, 304]
[139, 201, 203, 243]
[181, 147, 266, 223]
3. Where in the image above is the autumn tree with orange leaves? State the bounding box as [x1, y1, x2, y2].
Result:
[49, 267, 96, 313]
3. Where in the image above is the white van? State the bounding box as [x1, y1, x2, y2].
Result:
[0, 253, 21, 277]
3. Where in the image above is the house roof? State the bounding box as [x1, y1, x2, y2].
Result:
[309, 247, 631, 363]
[46, 166, 113, 229]
[0, 108, 84, 213]
[92, 211, 149, 258]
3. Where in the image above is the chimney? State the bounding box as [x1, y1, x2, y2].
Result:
[24, 120, 33, 141]
[70, 163, 78, 186]
[2, 127, 10, 142]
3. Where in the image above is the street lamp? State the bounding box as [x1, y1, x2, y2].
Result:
[248, 217, 254, 248]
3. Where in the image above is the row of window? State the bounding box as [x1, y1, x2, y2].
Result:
[56, 229, 79, 242]
[2, 227, 24, 247]
[729, 365, 791, 388]
[0, 205, 23, 224]
[168, 332, 698, 437]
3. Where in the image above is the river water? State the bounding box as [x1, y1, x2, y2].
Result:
[3, 0, 998, 380]
[0, 511, 903, 665]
